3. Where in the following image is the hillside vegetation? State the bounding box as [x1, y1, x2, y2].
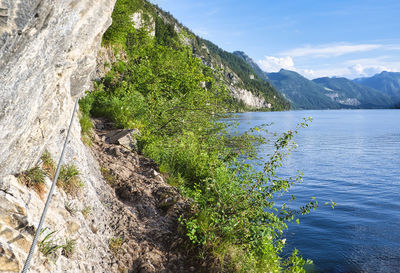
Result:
[194, 40, 290, 111]
[80, 0, 314, 271]
[103, 0, 289, 111]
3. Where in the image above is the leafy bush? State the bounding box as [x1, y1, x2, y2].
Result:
[145, 120, 315, 272]
[79, 95, 95, 146]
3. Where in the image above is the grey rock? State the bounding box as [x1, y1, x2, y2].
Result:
[228, 85, 272, 109]
[0, 0, 118, 272]
[105, 129, 140, 150]
[0, 0, 116, 177]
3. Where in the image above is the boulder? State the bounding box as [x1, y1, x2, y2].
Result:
[105, 129, 140, 151]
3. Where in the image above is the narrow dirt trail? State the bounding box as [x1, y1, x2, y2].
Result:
[89, 119, 206, 273]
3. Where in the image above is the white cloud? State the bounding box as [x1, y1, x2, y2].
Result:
[348, 64, 392, 78]
[300, 64, 393, 80]
[260, 62, 393, 80]
[343, 57, 399, 78]
[257, 51, 400, 80]
[281, 43, 382, 58]
[300, 67, 349, 79]
[258, 56, 295, 72]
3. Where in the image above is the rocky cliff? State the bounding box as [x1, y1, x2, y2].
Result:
[0, 0, 117, 272]
[0, 0, 116, 176]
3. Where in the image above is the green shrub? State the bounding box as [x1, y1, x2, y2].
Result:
[79, 95, 95, 146]
[79, 114, 93, 135]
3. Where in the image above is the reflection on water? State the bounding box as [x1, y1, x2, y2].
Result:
[233, 110, 400, 273]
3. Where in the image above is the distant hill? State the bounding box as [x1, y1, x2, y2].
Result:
[233, 53, 338, 109]
[266, 69, 341, 109]
[313, 77, 393, 108]
[354, 71, 400, 103]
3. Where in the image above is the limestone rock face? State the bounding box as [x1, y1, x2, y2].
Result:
[0, 0, 115, 177]
[228, 86, 272, 109]
[0, 0, 116, 272]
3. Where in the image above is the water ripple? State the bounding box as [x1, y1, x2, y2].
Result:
[234, 109, 400, 272]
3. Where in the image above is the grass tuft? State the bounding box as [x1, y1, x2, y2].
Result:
[39, 228, 77, 260]
[39, 228, 63, 259]
[109, 237, 124, 255]
[81, 206, 92, 219]
[57, 164, 84, 196]
[100, 167, 117, 186]
[18, 165, 46, 199]
[62, 238, 77, 258]
[41, 150, 55, 179]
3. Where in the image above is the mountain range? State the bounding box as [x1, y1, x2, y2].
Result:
[354, 71, 400, 103]
[234, 51, 400, 109]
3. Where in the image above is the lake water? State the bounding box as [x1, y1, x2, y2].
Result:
[233, 109, 400, 273]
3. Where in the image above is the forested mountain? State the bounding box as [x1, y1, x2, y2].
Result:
[354, 71, 400, 104]
[267, 69, 341, 109]
[313, 77, 393, 108]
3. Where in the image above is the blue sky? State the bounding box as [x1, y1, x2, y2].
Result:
[150, 0, 400, 79]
